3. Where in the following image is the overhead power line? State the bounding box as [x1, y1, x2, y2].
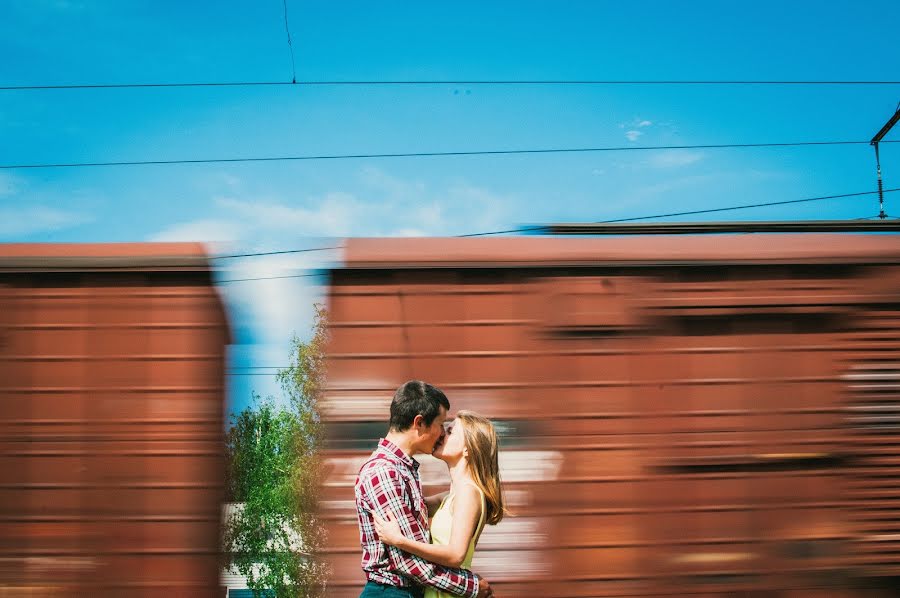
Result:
[4, 79, 900, 91]
[461, 188, 900, 237]
[281, 0, 297, 84]
[3, 139, 896, 171]
[212, 245, 343, 259]
[218, 272, 322, 283]
[228, 372, 292, 376]
[596, 188, 900, 224]
[216, 187, 900, 282]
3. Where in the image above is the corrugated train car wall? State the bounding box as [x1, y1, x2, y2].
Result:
[323, 236, 900, 598]
[0, 244, 229, 597]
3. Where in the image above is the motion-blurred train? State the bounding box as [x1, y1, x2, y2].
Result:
[0, 243, 229, 597]
[322, 232, 900, 598]
[3, 230, 900, 596]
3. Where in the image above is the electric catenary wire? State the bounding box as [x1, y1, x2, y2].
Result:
[281, 0, 297, 84]
[3, 139, 896, 170]
[4, 79, 900, 91]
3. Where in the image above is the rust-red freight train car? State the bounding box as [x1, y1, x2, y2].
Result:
[0, 244, 230, 597]
[323, 235, 900, 597]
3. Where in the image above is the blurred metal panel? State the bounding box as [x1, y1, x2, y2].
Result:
[0, 244, 228, 596]
[843, 307, 900, 576]
[325, 236, 900, 597]
[342, 235, 900, 268]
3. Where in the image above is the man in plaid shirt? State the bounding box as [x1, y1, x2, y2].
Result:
[355, 381, 494, 598]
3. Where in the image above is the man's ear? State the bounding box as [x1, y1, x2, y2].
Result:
[411, 414, 425, 431]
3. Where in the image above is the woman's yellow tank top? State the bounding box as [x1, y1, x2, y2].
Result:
[424, 482, 486, 598]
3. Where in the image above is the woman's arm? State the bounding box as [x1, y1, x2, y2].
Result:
[373, 484, 481, 569]
[425, 491, 449, 517]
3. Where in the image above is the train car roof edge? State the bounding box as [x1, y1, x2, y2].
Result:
[0, 242, 212, 270]
[340, 234, 900, 269]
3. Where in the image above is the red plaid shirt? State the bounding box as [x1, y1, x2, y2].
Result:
[355, 438, 479, 597]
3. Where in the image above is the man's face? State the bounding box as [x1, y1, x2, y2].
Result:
[414, 405, 448, 455]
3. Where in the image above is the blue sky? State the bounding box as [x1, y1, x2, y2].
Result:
[3, 0, 899, 414]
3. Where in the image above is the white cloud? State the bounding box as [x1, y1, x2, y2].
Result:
[621, 118, 653, 128]
[394, 228, 428, 237]
[648, 150, 704, 168]
[147, 212, 326, 377]
[0, 205, 91, 237]
[216, 192, 362, 237]
[608, 149, 705, 173]
[147, 218, 241, 243]
[622, 118, 654, 142]
[144, 167, 516, 410]
[170, 166, 513, 240]
[0, 172, 97, 238]
[223, 252, 327, 340]
[219, 251, 331, 409]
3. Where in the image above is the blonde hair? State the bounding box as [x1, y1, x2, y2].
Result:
[456, 411, 506, 525]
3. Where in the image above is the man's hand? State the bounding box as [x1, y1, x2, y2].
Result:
[372, 510, 405, 547]
[475, 575, 494, 598]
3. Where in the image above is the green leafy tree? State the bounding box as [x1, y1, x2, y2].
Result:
[224, 306, 329, 597]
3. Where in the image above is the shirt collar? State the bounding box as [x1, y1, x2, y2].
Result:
[377, 438, 419, 471]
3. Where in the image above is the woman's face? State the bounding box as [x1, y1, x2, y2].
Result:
[432, 418, 466, 463]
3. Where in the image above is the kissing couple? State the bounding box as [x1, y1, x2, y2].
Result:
[354, 380, 505, 597]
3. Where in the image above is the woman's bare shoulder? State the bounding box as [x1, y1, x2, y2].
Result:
[449, 482, 481, 513]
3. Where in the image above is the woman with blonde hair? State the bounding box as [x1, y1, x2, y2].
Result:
[372, 410, 506, 597]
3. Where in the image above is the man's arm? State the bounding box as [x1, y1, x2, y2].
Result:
[374, 483, 481, 568]
[359, 466, 481, 598]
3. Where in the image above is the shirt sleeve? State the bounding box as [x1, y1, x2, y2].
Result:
[360, 464, 480, 598]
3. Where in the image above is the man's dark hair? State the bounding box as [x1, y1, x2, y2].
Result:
[389, 380, 450, 432]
